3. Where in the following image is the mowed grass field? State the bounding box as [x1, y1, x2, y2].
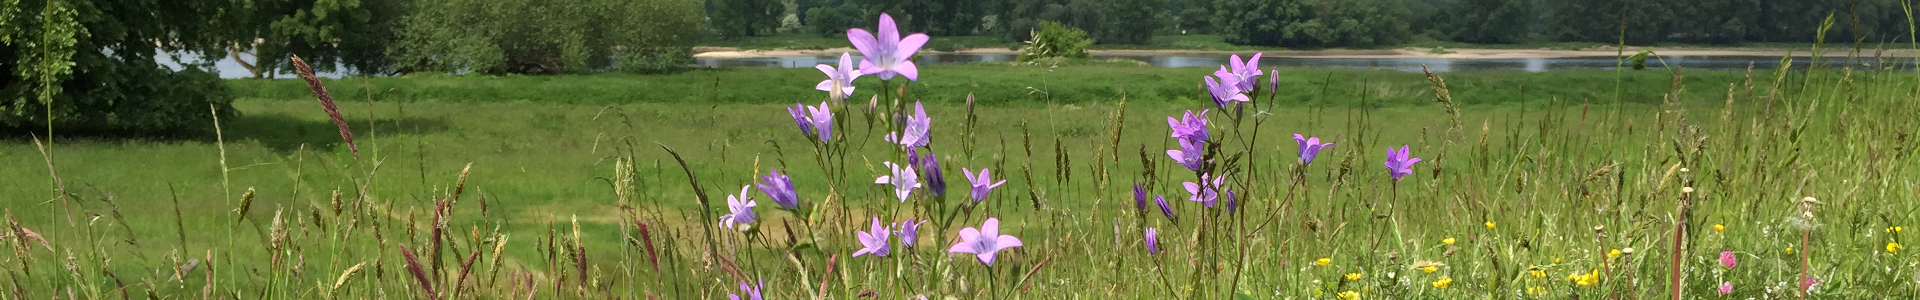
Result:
[1, 62, 1916, 299]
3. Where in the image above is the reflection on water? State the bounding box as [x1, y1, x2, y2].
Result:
[699, 54, 1905, 73]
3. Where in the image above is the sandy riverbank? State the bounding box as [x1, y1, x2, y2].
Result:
[692, 46, 1918, 59]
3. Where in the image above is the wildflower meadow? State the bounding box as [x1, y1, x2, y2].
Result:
[4, 11, 1920, 300]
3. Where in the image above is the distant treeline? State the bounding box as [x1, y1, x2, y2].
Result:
[1, 0, 703, 134]
[717, 0, 1915, 47]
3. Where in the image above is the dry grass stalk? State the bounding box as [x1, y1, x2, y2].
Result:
[330, 262, 365, 298]
[289, 54, 359, 160]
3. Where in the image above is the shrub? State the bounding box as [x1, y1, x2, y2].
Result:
[390, 0, 702, 75]
[1017, 21, 1093, 62]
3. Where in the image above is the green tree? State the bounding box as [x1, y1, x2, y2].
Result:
[1212, 0, 1311, 46]
[210, 0, 409, 78]
[805, 0, 864, 37]
[392, 0, 703, 74]
[1445, 0, 1531, 44]
[2, 0, 237, 135]
[709, 0, 784, 37]
[1097, 0, 1167, 44]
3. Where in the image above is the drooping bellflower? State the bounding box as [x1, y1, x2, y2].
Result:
[874, 162, 921, 202]
[961, 168, 1007, 202]
[815, 52, 861, 100]
[949, 218, 1023, 266]
[848, 13, 929, 81]
[719, 186, 757, 229]
[754, 168, 800, 211]
[1154, 195, 1175, 220]
[1293, 134, 1334, 165]
[1384, 145, 1422, 181]
[853, 218, 891, 257]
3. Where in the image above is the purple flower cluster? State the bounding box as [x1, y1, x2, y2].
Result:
[1166, 109, 1210, 171]
[787, 102, 833, 143]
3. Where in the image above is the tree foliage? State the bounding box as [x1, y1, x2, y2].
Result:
[391, 0, 703, 75]
[207, 0, 410, 78]
[709, 0, 784, 38]
[2, 0, 236, 135]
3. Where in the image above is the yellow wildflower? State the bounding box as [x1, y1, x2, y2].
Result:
[1431, 277, 1452, 289]
[1890, 242, 1903, 253]
[1552, 257, 1561, 264]
[1527, 286, 1548, 294]
[1336, 290, 1360, 300]
[1714, 224, 1725, 232]
[1786, 247, 1794, 254]
[1420, 266, 1438, 274]
[1607, 249, 1621, 259]
[1442, 237, 1455, 245]
[1345, 273, 1363, 281]
[1485, 221, 1496, 229]
[1529, 268, 1547, 279]
[1889, 226, 1904, 234]
[1316, 257, 1332, 266]
[1569, 269, 1599, 286]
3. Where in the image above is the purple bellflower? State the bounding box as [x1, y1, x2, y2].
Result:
[1268, 68, 1280, 92]
[1168, 109, 1210, 143]
[848, 13, 928, 81]
[754, 168, 800, 211]
[807, 101, 833, 142]
[1155, 195, 1175, 220]
[1133, 184, 1147, 211]
[1384, 145, 1422, 181]
[1293, 134, 1334, 165]
[1168, 138, 1204, 171]
[853, 218, 891, 257]
[1145, 227, 1160, 254]
[895, 219, 922, 248]
[718, 186, 757, 229]
[788, 103, 815, 138]
[884, 102, 931, 147]
[874, 161, 921, 202]
[949, 218, 1023, 266]
[961, 168, 1007, 202]
[1204, 74, 1250, 109]
[1183, 173, 1225, 207]
[916, 150, 947, 196]
[1219, 53, 1264, 91]
[728, 280, 764, 300]
[1224, 189, 1238, 213]
[816, 52, 861, 100]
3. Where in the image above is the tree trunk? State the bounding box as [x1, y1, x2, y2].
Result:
[230, 44, 264, 79]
